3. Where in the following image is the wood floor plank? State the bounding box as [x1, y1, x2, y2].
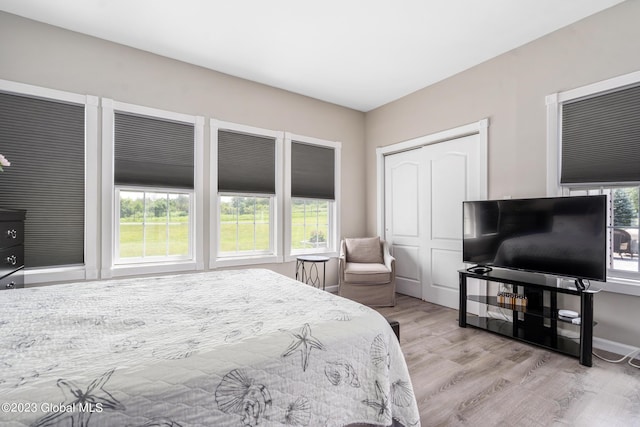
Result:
[375, 295, 640, 427]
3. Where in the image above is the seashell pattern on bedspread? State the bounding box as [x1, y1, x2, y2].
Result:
[0, 269, 420, 427]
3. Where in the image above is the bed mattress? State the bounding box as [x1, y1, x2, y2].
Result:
[0, 268, 419, 427]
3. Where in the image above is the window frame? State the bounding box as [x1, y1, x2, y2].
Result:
[546, 70, 640, 294]
[284, 132, 341, 261]
[114, 186, 195, 264]
[0, 79, 99, 285]
[210, 119, 284, 268]
[102, 99, 204, 278]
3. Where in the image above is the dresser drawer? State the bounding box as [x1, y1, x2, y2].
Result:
[0, 268, 24, 290]
[0, 245, 24, 278]
[1, 220, 24, 247]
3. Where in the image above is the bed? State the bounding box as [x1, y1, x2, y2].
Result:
[0, 268, 420, 427]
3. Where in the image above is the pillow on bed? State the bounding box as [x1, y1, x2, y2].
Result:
[346, 237, 383, 263]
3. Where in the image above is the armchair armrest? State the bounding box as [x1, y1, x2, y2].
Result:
[339, 239, 347, 285]
[382, 240, 395, 279]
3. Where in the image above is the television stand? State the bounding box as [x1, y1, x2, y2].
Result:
[459, 268, 598, 367]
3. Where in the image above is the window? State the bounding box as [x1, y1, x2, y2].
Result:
[116, 188, 192, 262]
[291, 198, 331, 251]
[286, 134, 341, 258]
[548, 70, 640, 288]
[103, 99, 204, 277]
[567, 187, 639, 278]
[219, 195, 272, 255]
[211, 120, 283, 266]
[0, 80, 99, 283]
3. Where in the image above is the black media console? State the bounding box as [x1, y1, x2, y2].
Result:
[459, 268, 597, 367]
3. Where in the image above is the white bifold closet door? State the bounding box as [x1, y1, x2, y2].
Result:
[384, 133, 484, 308]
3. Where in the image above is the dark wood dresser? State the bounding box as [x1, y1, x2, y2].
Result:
[0, 208, 26, 290]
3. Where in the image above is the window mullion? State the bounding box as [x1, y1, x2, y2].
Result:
[253, 197, 257, 251]
[303, 200, 307, 249]
[142, 192, 147, 258]
[315, 200, 320, 248]
[235, 197, 240, 253]
[165, 194, 170, 257]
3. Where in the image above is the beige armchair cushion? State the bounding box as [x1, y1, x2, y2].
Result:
[344, 262, 391, 284]
[345, 236, 383, 263]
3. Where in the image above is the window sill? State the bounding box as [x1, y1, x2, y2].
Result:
[108, 260, 200, 278]
[285, 250, 338, 263]
[24, 264, 90, 286]
[601, 276, 640, 297]
[212, 254, 282, 269]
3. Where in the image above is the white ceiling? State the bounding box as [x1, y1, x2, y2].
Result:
[0, 0, 625, 111]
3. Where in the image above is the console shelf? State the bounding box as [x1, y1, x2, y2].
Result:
[465, 295, 595, 326]
[459, 268, 597, 367]
[465, 315, 581, 356]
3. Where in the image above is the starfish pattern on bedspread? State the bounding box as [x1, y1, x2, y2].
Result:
[32, 368, 124, 427]
[281, 323, 325, 372]
[362, 380, 391, 424]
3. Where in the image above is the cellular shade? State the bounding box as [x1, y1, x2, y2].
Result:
[0, 92, 85, 267]
[561, 84, 640, 184]
[218, 130, 275, 194]
[115, 112, 194, 188]
[291, 141, 335, 200]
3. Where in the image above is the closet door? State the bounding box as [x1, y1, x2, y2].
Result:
[384, 133, 485, 307]
[384, 148, 423, 298]
[422, 134, 483, 308]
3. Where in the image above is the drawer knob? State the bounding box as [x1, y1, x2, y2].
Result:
[6, 255, 17, 266]
[5, 281, 15, 289]
[7, 229, 17, 239]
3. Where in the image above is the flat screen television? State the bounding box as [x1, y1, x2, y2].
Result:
[462, 195, 607, 283]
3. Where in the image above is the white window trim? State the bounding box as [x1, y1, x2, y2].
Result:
[210, 119, 284, 268]
[0, 79, 99, 285]
[546, 70, 640, 196]
[284, 133, 341, 262]
[102, 99, 204, 278]
[546, 70, 640, 295]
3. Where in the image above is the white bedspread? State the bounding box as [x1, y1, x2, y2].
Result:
[0, 269, 419, 427]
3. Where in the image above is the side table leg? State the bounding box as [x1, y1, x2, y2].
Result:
[322, 262, 326, 291]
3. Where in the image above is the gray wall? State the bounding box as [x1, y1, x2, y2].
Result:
[365, 0, 640, 348]
[0, 11, 366, 283]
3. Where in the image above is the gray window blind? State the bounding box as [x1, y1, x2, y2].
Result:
[291, 141, 335, 200]
[115, 112, 194, 188]
[0, 92, 85, 268]
[561, 84, 640, 184]
[218, 130, 276, 194]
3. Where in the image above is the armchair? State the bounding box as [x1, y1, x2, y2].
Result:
[338, 237, 396, 307]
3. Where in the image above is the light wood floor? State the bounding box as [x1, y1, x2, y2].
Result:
[375, 295, 640, 427]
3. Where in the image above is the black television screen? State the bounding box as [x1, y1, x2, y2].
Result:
[462, 195, 607, 281]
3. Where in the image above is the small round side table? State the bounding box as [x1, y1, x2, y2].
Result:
[295, 255, 330, 290]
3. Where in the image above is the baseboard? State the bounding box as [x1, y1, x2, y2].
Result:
[593, 336, 640, 358]
[325, 284, 339, 293]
